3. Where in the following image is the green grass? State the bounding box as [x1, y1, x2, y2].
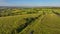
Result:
[0, 8, 60, 34]
[0, 14, 40, 34]
[19, 13, 60, 34]
[40, 14, 60, 34]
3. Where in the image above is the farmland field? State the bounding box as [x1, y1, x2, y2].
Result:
[0, 7, 60, 34]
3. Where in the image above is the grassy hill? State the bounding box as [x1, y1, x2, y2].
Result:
[0, 8, 60, 34]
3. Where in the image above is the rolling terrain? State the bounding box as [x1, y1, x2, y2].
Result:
[0, 8, 60, 34]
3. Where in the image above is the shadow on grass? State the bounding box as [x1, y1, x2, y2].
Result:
[52, 11, 60, 16]
[11, 14, 41, 34]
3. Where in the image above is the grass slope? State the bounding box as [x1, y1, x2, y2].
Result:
[40, 13, 60, 34]
[0, 11, 60, 34]
[0, 14, 40, 34]
[19, 13, 60, 34]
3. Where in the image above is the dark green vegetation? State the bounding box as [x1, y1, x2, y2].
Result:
[0, 7, 60, 34]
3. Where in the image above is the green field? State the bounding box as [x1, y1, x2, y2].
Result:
[0, 7, 60, 34]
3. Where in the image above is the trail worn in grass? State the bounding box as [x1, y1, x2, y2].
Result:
[40, 13, 60, 34]
[0, 14, 39, 34]
[0, 9, 60, 34]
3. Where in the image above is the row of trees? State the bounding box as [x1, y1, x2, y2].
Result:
[0, 7, 53, 17]
[0, 8, 41, 17]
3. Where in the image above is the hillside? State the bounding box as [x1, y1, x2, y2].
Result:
[0, 8, 60, 34]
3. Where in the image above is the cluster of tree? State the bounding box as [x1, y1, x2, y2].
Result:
[0, 8, 41, 17]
